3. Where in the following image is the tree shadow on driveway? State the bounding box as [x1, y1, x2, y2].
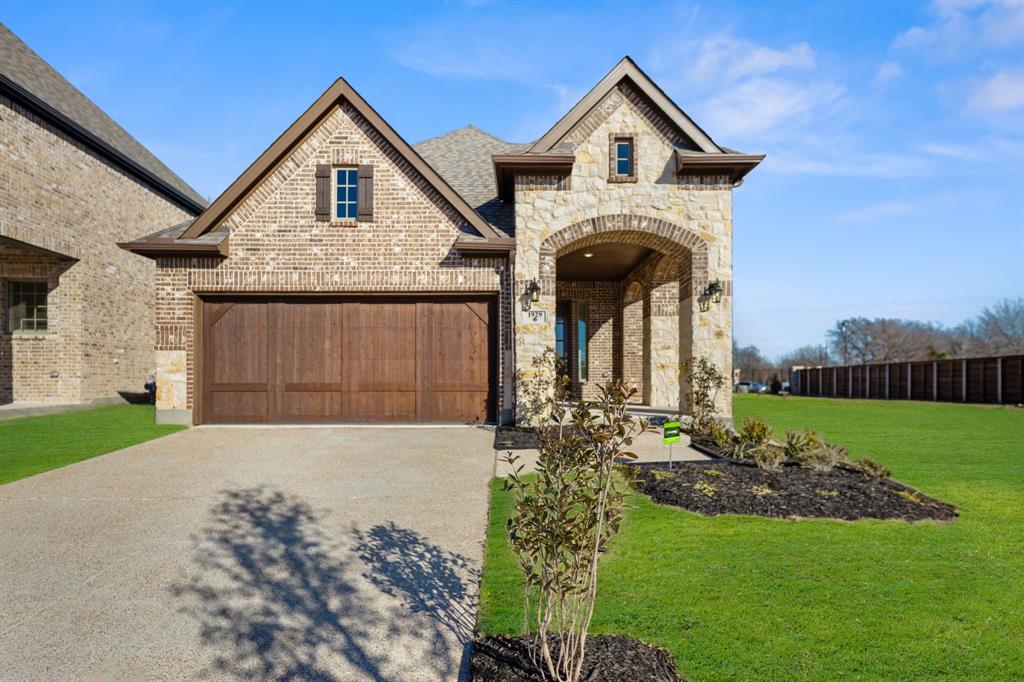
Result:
[352, 520, 480, 675]
[172, 487, 478, 681]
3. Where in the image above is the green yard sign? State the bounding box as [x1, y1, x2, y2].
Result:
[663, 420, 681, 445]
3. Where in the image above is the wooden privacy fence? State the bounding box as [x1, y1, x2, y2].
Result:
[790, 354, 1024, 405]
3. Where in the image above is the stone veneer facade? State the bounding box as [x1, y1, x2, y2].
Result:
[153, 103, 512, 422]
[0, 95, 193, 405]
[513, 82, 735, 420]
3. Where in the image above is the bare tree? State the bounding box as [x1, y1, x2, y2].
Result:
[777, 344, 833, 369]
[733, 340, 771, 380]
[960, 298, 1024, 355]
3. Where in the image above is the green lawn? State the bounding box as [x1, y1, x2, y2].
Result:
[479, 396, 1024, 680]
[0, 404, 185, 485]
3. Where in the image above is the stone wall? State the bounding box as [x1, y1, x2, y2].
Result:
[0, 96, 193, 404]
[154, 102, 511, 422]
[513, 81, 734, 420]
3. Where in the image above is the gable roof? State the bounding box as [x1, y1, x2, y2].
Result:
[179, 78, 509, 244]
[527, 56, 722, 155]
[0, 24, 205, 213]
[415, 125, 528, 237]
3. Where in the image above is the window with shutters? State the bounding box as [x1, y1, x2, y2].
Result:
[334, 167, 358, 220]
[6, 280, 48, 333]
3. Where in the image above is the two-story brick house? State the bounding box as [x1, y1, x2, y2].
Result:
[122, 57, 761, 425]
[0, 25, 205, 408]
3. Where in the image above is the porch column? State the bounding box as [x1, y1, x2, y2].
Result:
[648, 257, 680, 409]
[621, 282, 645, 399]
[513, 244, 557, 423]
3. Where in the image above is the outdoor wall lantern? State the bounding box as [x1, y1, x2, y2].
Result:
[707, 280, 724, 304]
[523, 280, 542, 311]
[699, 280, 724, 313]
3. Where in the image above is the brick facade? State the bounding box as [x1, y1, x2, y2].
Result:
[0, 96, 193, 405]
[153, 103, 512, 421]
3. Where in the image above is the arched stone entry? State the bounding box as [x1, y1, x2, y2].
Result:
[516, 214, 728, 419]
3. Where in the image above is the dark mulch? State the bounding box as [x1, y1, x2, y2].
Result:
[472, 635, 681, 681]
[634, 460, 957, 522]
[494, 426, 583, 450]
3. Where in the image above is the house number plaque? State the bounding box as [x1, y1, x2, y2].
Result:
[525, 310, 547, 322]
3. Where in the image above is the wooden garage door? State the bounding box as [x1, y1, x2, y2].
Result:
[201, 297, 494, 424]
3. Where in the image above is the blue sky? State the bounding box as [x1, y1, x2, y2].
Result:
[6, 0, 1022, 358]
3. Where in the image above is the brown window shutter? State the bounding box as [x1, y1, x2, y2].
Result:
[357, 164, 374, 222]
[628, 138, 636, 177]
[315, 164, 331, 222]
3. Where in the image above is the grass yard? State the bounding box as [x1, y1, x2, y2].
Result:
[0, 404, 185, 485]
[478, 396, 1024, 680]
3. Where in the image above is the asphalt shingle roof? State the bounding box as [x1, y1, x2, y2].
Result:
[0, 24, 205, 208]
[415, 125, 527, 238]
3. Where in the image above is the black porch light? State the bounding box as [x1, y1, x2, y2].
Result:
[706, 280, 724, 304]
[527, 280, 542, 302]
[523, 280, 542, 310]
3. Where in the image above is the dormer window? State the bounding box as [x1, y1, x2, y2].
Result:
[608, 134, 637, 183]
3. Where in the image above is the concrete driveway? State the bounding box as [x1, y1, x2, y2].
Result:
[0, 426, 496, 681]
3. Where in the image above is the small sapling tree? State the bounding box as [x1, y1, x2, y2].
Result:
[503, 373, 647, 681]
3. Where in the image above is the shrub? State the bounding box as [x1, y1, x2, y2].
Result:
[515, 348, 569, 427]
[724, 440, 755, 461]
[798, 442, 848, 472]
[502, 379, 648, 682]
[855, 457, 891, 479]
[751, 444, 785, 472]
[707, 420, 733, 449]
[682, 357, 726, 436]
[739, 417, 773, 446]
[782, 430, 814, 459]
[802, 428, 822, 450]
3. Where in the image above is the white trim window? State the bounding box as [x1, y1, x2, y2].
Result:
[334, 167, 358, 219]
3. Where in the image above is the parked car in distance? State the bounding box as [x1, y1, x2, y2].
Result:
[734, 381, 768, 394]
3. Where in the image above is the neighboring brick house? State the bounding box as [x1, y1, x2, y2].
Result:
[0, 25, 205, 407]
[122, 57, 761, 425]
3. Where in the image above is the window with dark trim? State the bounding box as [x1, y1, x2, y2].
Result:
[608, 134, 637, 182]
[6, 281, 48, 332]
[576, 301, 588, 381]
[334, 167, 358, 220]
[615, 139, 632, 176]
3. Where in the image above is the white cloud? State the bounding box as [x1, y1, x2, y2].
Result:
[689, 35, 815, 83]
[920, 142, 987, 161]
[967, 70, 1024, 113]
[922, 137, 1024, 161]
[697, 78, 844, 140]
[894, 0, 1024, 56]
[874, 61, 904, 86]
[836, 201, 916, 223]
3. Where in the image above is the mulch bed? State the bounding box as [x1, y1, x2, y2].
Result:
[472, 635, 681, 681]
[633, 460, 957, 522]
[494, 426, 583, 450]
